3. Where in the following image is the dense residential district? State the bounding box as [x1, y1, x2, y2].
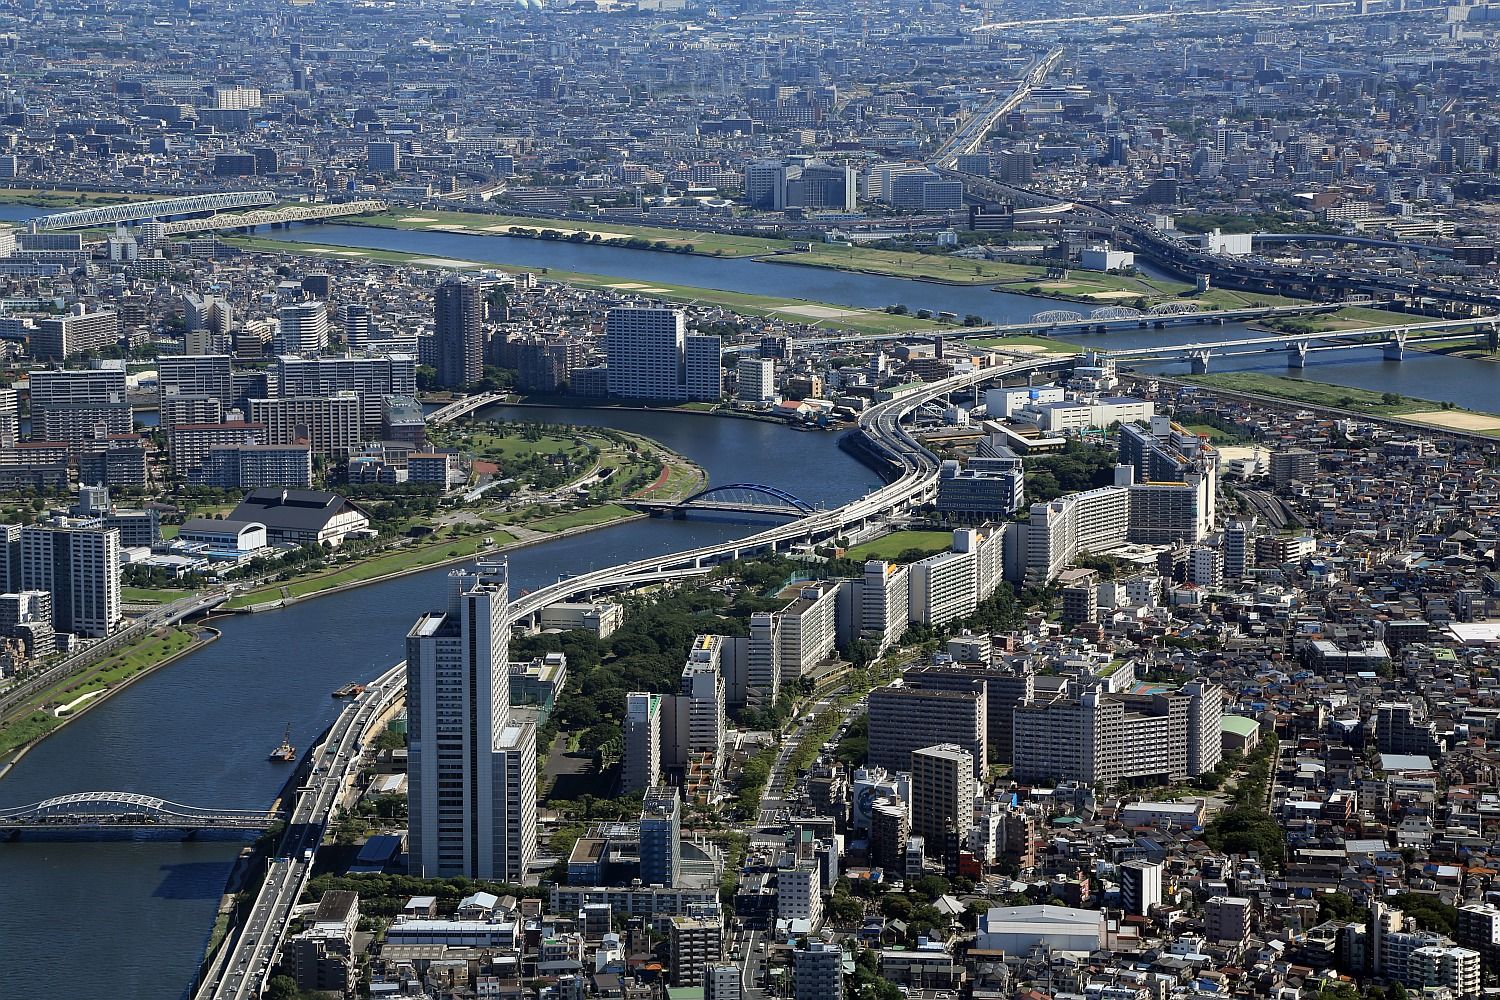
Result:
[9, 0, 1500, 999]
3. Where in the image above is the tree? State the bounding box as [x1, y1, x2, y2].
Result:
[265, 977, 301, 1000]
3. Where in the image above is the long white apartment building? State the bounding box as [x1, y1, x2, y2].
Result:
[854, 560, 910, 653]
[603, 307, 721, 403]
[278, 300, 329, 355]
[250, 393, 362, 457]
[274, 354, 418, 435]
[1025, 485, 1130, 586]
[1012, 679, 1222, 785]
[741, 582, 838, 709]
[663, 635, 726, 776]
[28, 368, 132, 450]
[908, 527, 1005, 628]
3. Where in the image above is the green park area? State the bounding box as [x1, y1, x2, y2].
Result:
[222, 530, 517, 609]
[969, 333, 1082, 353]
[0, 187, 165, 209]
[0, 627, 200, 755]
[523, 503, 635, 533]
[842, 530, 955, 562]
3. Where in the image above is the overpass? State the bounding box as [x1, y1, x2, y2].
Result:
[931, 47, 1064, 170]
[427, 391, 505, 425]
[0, 791, 276, 835]
[156, 200, 388, 237]
[1098, 316, 1500, 372]
[768, 302, 1339, 354]
[506, 354, 1073, 627]
[195, 662, 405, 1000]
[34, 191, 278, 230]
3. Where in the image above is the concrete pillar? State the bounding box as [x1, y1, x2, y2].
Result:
[1383, 329, 1408, 362]
[1487, 323, 1498, 353]
[1189, 350, 1212, 375]
[1287, 341, 1309, 368]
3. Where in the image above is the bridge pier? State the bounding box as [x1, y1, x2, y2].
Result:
[1383, 329, 1408, 362]
[1287, 341, 1310, 369]
[1188, 349, 1212, 375]
[1487, 324, 1498, 354]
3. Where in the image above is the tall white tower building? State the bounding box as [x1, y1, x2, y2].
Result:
[406, 560, 536, 880]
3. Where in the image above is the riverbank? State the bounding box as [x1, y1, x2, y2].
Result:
[1170, 371, 1500, 439]
[0, 625, 220, 779]
[224, 234, 950, 337]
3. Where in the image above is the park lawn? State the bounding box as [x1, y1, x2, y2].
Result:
[349, 208, 790, 257]
[224, 530, 516, 608]
[1180, 424, 1245, 443]
[1181, 372, 1447, 416]
[120, 587, 196, 604]
[525, 504, 634, 533]
[1255, 305, 1402, 334]
[459, 427, 592, 463]
[843, 530, 956, 562]
[633, 461, 703, 502]
[0, 628, 199, 753]
[0, 188, 166, 208]
[225, 236, 947, 337]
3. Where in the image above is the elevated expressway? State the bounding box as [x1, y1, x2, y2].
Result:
[507, 354, 1072, 626]
[196, 664, 405, 1000]
[194, 355, 1071, 997]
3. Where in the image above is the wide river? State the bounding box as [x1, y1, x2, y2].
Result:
[0, 408, 881, 1000]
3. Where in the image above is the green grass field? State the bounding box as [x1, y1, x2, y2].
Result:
[525, 504, 635, 533]
[969, 334, 1083, 353]
[1181, 372, 1449, 416]
[843, 530, 955, 562]
[224, 531, 517, 608]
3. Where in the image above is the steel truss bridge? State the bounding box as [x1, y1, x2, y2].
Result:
[156, 199, 387, 236]
[0, 791, 276, 835]
[1096, 315, 1500, 372]
[34, 191, 278, 230]
[631, 483, 818, 518]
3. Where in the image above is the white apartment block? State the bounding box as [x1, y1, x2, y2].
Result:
[603, 307, 721, 403]
[777, 862, 823, 926]
[856, 560, 910, 653]
[779, 583, 837, 681]
[1025, 486, 1130, 586]
[1012, 679, 1223, 785]
[406, 561, 536, 881]
[274, 354, 417, 435]
[910, 744, 976, 846]
[736, 357, 777, 403]
[278, 301, 330, 355]
[663, 636, 726, 775]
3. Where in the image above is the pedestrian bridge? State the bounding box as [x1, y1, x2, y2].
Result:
[0, 791, 277, 835]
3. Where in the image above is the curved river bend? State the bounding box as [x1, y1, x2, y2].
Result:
[0, 409, 880, 1000]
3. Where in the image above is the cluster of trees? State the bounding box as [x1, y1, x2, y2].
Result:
[304, 873, 545, 919]
[1024, 440, 1122, 503]
[1203, 735, 1284, 868]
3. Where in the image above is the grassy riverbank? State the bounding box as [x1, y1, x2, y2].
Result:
[0, 626, 205, 757]
[1180, 372, 1500, 434]
[223, 235, 947, 337]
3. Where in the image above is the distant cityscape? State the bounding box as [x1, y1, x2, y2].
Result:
[3, 0, 1500, 999]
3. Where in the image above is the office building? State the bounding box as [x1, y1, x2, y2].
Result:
[368, 141, 400, 172]
[909, 744, 976, 848]
[20, 517, 121, 638]
[669, 916, 723, 987]
[1119, 860, 1163, 916]
[277, 301, 329, 355]
[604, 307, 721, 403]
[29, 368, 132, 451]
[406, 561, 536, 880]
[622, 692, 662, 794]
[1011, 680, 1223, 785]
[435, 277, 483, 390]
[867, 676, 986, 776]
[639, 787, 681, 888]
[792, 941, 843, 1000]
[777, 861, 823, 926]
[30, 308, 120, 360]
[936, 458, 1024, 519]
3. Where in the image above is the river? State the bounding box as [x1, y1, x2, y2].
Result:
[0, 409, 880, 1000]
[2, 203, 1497, 410]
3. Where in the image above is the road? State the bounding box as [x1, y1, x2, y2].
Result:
[196, 662, 404, 1000]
